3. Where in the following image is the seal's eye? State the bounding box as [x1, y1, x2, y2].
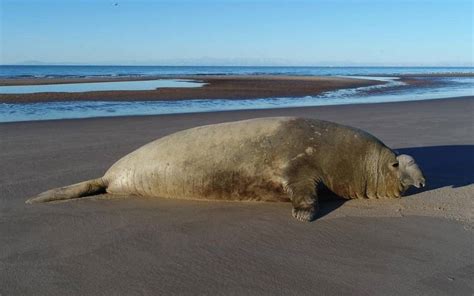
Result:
[392, 162, 399, 168]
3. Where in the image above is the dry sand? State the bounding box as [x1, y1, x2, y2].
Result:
[1, 97, 473, 295]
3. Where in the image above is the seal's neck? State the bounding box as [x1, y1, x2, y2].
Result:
[366, 147, 402, 198]
[379, 148, 403, 198]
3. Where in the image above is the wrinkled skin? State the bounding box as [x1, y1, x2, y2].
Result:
[26, 117, 425, 222]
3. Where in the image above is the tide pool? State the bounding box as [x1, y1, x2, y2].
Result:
[0, 79, 205, 94]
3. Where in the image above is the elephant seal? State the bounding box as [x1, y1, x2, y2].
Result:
[26, 117, 425, 222]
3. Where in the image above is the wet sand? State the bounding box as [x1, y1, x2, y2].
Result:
[0, 75, 383, 103]
[1, 97, 473, 295]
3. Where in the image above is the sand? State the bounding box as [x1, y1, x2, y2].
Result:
[0, 75, 384, 103]
[1, 97, 473, 295]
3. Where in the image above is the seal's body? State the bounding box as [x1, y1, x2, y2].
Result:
[26, 117, 425, 221]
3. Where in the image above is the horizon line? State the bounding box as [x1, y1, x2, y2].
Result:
[2, 64, 473, 68]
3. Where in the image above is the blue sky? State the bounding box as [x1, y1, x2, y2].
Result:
[1, 0, 472, 66]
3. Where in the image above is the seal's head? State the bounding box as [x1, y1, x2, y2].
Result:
[396, 154, 426, 191]
[369, 149, 425, 198]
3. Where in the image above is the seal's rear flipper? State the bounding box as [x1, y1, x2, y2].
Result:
[25, 178, 107, 204]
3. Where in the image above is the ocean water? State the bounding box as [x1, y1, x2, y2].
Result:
[0, 66, 472, 122]
[1, 65, 473, 78]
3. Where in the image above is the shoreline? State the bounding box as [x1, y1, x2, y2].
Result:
[1, 73, 470, 105]
[0, 75, 386, 103]
[1, 95, 472, 124]
[1, 97, 473, 295]
[0, 74, 388, 86]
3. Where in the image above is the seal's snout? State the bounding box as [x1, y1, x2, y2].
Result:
[415, 178, 426, 188]
[397, 154, 426, 190]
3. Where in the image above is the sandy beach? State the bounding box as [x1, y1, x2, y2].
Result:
[0, 75, 385, 103]
[1, 97, 473, 295]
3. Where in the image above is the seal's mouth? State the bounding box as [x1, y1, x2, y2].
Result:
[400, 179, 426, 190]
[399, 180, 408, 193]
[400, 179, 410, 189]
[401, 178, 426, 189]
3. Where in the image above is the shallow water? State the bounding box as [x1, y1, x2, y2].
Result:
[1, 76, 472, 123]
[0, 79, 205, 94]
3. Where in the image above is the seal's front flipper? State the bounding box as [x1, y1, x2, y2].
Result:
[292, 207, 317, 222]
[25, 178, 107, 204]
[286, 180, 319, 222]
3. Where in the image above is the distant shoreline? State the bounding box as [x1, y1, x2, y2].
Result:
[1, 72, 473, 86]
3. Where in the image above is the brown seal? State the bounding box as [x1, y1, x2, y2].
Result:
[26, 117, 425, 222]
